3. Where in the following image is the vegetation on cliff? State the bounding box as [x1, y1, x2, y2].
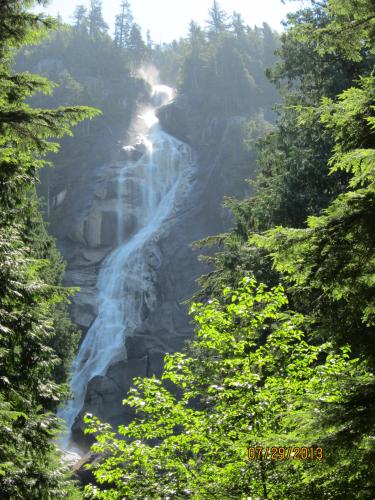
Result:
[17, 0, 281, 213]
[85, 1, 375, 498]
[0, 0, 374, 498]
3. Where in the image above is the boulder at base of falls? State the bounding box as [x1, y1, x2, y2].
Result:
[71, 345, 166, 450]
[71, 451, 101, 486]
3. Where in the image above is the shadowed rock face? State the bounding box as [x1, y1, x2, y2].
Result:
[54, 87, 233, 451]
[70, 195, 221, 448]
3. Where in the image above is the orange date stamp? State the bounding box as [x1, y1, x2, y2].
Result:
[248, 446, 324, 461]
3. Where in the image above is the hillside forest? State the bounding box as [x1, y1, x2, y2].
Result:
[0, 0, 374, 499]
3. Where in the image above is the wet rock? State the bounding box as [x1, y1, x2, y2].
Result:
[157, 101, 190, 144]
[120, 144, 143, 162]
[84, 211, 102, 248]
[52, 87, 229, 450]
[80, 247, 111, 266]
[100, 211, 118, 246]
[72, 451, 100, 486]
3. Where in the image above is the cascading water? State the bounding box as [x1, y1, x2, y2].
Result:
[58, 84, 194, 450]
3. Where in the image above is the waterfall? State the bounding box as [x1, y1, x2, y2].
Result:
[58, 84, 194, 449]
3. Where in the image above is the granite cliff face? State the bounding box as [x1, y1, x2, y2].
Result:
[55, 83, 231, 450]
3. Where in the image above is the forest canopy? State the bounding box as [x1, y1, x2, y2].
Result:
[83, 1, 375, 498]
[0, 0, 374, 498]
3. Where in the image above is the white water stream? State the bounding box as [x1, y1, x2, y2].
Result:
[58, 85, 193, 450]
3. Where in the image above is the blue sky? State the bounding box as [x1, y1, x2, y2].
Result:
[36, 0, 304, 43]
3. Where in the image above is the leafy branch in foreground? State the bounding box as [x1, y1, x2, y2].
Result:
[84, 277, 374, 499]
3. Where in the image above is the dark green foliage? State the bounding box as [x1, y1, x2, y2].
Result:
[179, 18, 279, 119]
[0, 0, 100, 496]
[290, 0, 375, 64]
[251, 74, 375, 497]
[196, 0, 375, 300]
[148, 2, 279, 126]
[114, 1, 133, 49]
[16, 14, 150, 225]
[253, 75, 375, 355]
[127, 24, 147, 68]
[83, 1, 375, 498]
[149, 8, 280, 205]
[23, 198, 80, 385]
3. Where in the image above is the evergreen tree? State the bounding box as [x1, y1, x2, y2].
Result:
[114, 0, 134, 49]
[73, 4, 88, 31]
[0, 0, 99, 496]
[128, 23, 147, 66]
[261, 22, 278, 69]
[82, 2, 375, 496]
[196, 0, 374, 300]
[206, 0, 229, 35]
[252, 74, 375, 494]
[180, 13, 278, 122]
[24, 199, 81, 385]
[181, 21, 208, 92]
[146, 29, 153, 50]
[88, 0, 108, 38]
[188, 20, 205, 53]
[231, 11, 246, 38]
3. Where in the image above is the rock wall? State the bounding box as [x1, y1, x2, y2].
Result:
[51, 89, 238, 449]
